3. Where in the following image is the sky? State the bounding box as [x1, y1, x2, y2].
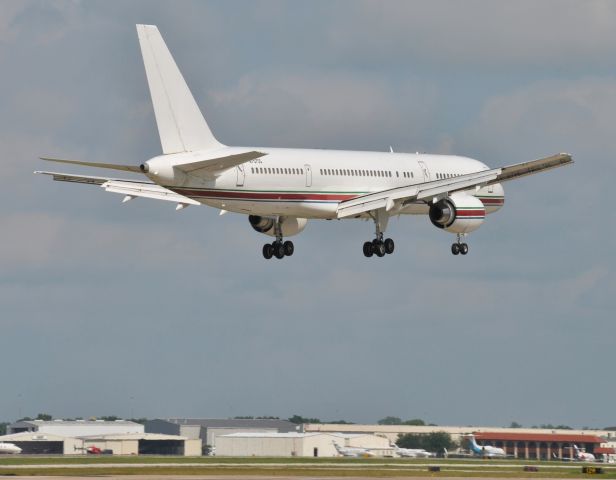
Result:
[0, 0, 614, 429]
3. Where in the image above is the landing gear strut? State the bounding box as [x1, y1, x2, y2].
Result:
[262, 218, 294, 260]
[451, 233, 469, 256]
[363, 209, 395, 258]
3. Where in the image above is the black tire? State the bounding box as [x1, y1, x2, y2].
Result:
[451, 243, 460, 255]
[384, 238, 395, 254]
[274, 242, 285, 259]
[283, 240, 294, 256]
[375, 241, 386, 257]
[262, 243, 274, 259]
[363, 241, 374, 257]
[460, 243, 469, 255]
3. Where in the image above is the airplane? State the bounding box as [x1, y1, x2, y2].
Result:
[391, 443, 433, 458]
[332, 441, 376, 457]
[0, 442, 22, 454]
[574, 445, 596, 462]
[35, 25, 573, 260]
[466, 434, 506, 458]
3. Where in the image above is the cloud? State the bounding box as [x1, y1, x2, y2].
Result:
[209, 70, 438, 151]
[325, 0, 616, 70]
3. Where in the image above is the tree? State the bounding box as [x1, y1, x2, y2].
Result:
[0, 423, 9, 435]
[509, 421, 522, 428]
[100, 416, 120, 421]
[397, 432, 455, 452]
[378, 416, 403, 425]
[36, 413, 52, 421]
[288, 415, 320, 424]
[403, 418, 426, 426]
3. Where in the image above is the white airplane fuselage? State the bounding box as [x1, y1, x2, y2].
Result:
[145, 147, 505, 220]
[0, 442, 22, 454]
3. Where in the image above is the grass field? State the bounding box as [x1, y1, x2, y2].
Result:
[0, 456, 614, 477]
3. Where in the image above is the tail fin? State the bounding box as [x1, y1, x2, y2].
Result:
[136, 24, 223, 154]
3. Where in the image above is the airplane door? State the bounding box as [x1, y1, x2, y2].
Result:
[418, 160, 430, 182]
[305, 164, 312, 187]
[236, 164, 245, 186]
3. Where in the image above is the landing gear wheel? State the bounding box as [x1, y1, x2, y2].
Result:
[274, 242, 285, 259]
[384, 238, 395, 254]
[283, 240, 294, 256]
[451, 243, 461, 255]
[363, 241, 374, 257]
[460, 243, 469, 255]
[374, 241, 386, 257]
[262, 243, 274, 259]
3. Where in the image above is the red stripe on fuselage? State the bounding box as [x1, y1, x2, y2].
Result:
[173, 189, 358, 202]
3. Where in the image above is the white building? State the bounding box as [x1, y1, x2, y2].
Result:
[8, 419, 144, 437]
[215, 432, 393, 457]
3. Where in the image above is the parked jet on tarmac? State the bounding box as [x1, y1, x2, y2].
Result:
[466, 434, 506, 458]
[332, 441, 376, 458]
[0, 442, 22, 454]
[392, 443, 433, 458]
[574, 445, 596, 462]
[36, 25, 573, 260]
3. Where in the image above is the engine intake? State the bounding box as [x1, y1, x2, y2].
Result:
[249, 216, 308, 237]
[249, 215, 274, 233]
[429, 193, 485, 234]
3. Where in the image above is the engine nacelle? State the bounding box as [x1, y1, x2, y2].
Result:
[249, 216, 308, 237]
[429, 193, 485, 234]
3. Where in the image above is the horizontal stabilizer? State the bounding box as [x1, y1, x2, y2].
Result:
[175, 150, 267, 177]
[40, 157, 142, 173]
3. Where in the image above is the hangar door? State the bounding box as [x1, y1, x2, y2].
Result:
[139, 439, 184, 455]
[14, 441, 63, 454]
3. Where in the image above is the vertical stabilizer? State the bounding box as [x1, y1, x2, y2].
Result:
[136, 24, 223, 154]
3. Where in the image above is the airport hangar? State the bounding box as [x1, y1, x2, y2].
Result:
[145, 418, 299, 450]
[1, 419, 201, 455]
[305, 424, 616, 460]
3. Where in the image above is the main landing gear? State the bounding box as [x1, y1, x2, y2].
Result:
[262, 240, 294, 260]
[363, 237, 394, 257]
[363, 208, 394, 258]
[262, 218, 294, 260]
[451, 233, 469, 256]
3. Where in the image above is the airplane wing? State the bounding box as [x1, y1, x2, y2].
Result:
[34, 171, 200, 207]
[337, 153, 572, 218]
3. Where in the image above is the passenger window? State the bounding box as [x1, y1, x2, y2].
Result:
[411, 172, 414, 178]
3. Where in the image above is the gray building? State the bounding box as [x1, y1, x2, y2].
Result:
[145, 418, 299, 449]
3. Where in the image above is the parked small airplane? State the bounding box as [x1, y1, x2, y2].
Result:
[391, 443, 433, 458]
[466, 434, 506, 458]
[332, 441, 376, 457]
[0, 442, 22, 454]
[36, 25, 573, 260]
[574, 445, 596, 462]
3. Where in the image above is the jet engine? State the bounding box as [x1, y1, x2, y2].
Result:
[249, 216, 308, 237]
[429, 192, 485, 234]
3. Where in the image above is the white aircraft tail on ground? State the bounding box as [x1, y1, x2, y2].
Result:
[466, 434, 506, 458]
[36, 25, 573, 261]
[0, 442, 22, 454]
[574, 445, 596, 462]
